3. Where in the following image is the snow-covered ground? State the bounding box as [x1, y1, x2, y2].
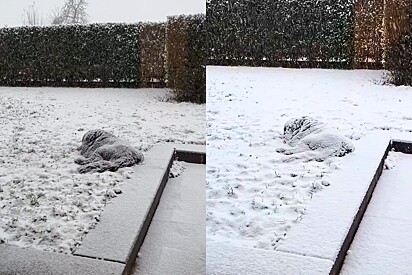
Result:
[0, 87, 204, 253]
[341, 151, 412, 274]
[206, 66, 412, 250]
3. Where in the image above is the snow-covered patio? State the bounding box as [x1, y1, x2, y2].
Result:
[206, 66, 412, 274]
[0, 87, 204, 254]
[341, 149, 412, 274]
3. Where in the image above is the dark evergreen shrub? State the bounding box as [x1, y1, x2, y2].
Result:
[167, 14, 206, 104]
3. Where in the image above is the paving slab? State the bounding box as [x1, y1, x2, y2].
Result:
[341, 152, 412, 274]
[274, 133, 412, 274]
[207, 242, 334, 275]
[174, 144, 206, 154]
[137, 247, 205, 275]
[277, 134, 391, 262]
[146, 144, 205, 161]
[364, 154, 412, 220]
[132, 162, 205, 275]
[174, 144, 206, 164]
[74, 144, 174, 271]
[153, 163, 205, 225]
[0, 244, 124, 275]
[340, 216, 412, 275]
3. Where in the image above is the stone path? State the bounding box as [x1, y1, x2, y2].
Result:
[341, 152, 412, 274]
[132, 162, 205, 275]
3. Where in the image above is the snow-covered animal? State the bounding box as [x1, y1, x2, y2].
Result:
[276, 116, 355, 161]
[74, 129, 144, 173]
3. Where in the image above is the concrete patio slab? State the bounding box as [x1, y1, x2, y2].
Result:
[277, 134, 391, 263]
[275, 134, 412, 274]
[341, 151, 412, 274]
[0, 244, 124, 275]
[153, 164, 205, 225]
[207, 242, 334, 275]
[74, 146, 175, 265]
[340, 216, 412, 274]
[74, 144, 205, 274]
[137, 247, 205, 275]
[132, 162, 205, 275]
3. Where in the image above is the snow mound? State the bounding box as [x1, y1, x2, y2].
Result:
[169, 161, 185, 178]
[277, 116, 355, 161]
[384, 149, 398, 170]
[74, 129, 144, 173]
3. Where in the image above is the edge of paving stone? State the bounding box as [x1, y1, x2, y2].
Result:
[74, 143, 205, 275]
[274, 134, 390, 272]
[0, 244, 125, 275]
[123, 144, 205, 274]
[330, 139, 412, 274]
[123, 149, 174, 275]
[175, 145, 206, 164]
[328, 140, 391, 274]
[276, 135, 412, 275]
[72, 144, 174, 275]
[207, 241, 334, 275]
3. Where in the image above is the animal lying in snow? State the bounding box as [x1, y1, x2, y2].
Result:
[276, 116, 355, 162]
[74, 129, 144, 173]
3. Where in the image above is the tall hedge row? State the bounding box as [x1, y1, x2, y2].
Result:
[139, 23, 166, 88]
[0, 23, 141, 87]
[167, 14, 206, 103]
[0, 18, 206, 103]
[207, 0, 355, 68]
[352, 0, 384, 69]
[385, 0, 412, 85]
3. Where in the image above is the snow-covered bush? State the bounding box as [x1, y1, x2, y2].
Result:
[166, 14, 206, 104]
[74, 129, 144, 173]
[277, 116, 355, 161]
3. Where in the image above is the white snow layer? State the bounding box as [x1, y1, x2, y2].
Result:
[341, 151, 412, 274]
[206, 66, 412, 250]
[0, 87, 204, 253]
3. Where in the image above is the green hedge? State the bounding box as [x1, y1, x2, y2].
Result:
[386, 1, 412, 86]
[139, 23, 166, 88]
[167, 14, 206, 104]
[0, 19, 206, 103]
[0, 23, 141, 87]
[207, 0, 354, 68]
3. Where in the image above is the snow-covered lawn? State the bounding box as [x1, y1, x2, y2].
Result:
[206, 66, 412, 250]
[0, 87, 204, 253]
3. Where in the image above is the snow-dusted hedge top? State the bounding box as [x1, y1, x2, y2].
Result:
[0, 23, 141, 87]
[207, 0, 354, 68]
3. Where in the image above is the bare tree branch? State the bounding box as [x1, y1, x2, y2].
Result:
[49, 6, 65, 25]
[50, 0, 89, 25]
[22, 1, 42, 26]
